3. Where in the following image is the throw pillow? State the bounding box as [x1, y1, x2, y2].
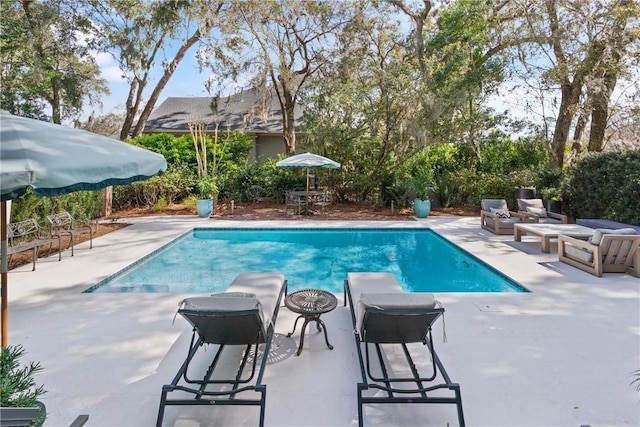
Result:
[526, 206, 548, 218]
[490, 207, 511, 218]
[589, 227, 638, 246]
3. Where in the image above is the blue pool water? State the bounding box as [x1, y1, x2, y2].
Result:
[88, 228, 527, 294]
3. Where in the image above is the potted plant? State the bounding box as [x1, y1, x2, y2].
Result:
[514, 185, 536, 202]
[538, 187, 563, 214]
[1, 344, 47, 426]
[410, 170, 433, 219]
[194, 176, 218, 218]
[187, 116, 227, 219]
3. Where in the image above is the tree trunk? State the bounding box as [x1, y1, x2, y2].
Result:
[550, 85, 577, 169]
[101, 186, 112, 217]
[588, 85, 611, 152]
[50, 78, 62, 124]
[568, 104, 588, 162]
[119, 80, 139, 141]
[131, 17, 216, 137]
[283, 101, 297, 155]
[588, 53, 620, 152]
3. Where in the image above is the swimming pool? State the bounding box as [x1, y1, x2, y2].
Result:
[88, 228, 527, 294]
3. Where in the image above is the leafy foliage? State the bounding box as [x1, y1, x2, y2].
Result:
[0, 0, 107, 122]
[10, 189, 102, 225]
[563, 150, 640, 224]
[0, 345, 46, 407]
[112, 163, 194, 210]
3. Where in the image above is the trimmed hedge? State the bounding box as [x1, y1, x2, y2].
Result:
[563, 150, 640, 225]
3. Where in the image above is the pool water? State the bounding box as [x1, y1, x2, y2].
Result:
[88, 228, 527, 294]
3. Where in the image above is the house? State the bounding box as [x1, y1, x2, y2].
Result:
[143, 88, 303, 162]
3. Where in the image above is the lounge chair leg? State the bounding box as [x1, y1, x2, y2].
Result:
[156, 388, 168, 427]
[357, 383, 366, 427]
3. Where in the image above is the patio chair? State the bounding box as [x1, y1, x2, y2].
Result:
[246, 185, 272, 203]
[313, 188, 332, 216]
[480, 199, 526, 235]
[344, 272, 465, 427]
[558, 228, 640, 277]
[516, 198, 567, 224]
[285, 191, 307, 216]
[156, 273, 287, 427]
[46, 211, 93, 256]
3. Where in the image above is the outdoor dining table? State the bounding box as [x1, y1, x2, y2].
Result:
[286, 190, 325, 215]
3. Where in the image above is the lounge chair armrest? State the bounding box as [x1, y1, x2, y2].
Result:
[509, 211, 527, 221]
[517, 210, 539, 223]
[480, 209, 496, 218]
[558, 233, 593, 249]
[547, 212, 568, 223]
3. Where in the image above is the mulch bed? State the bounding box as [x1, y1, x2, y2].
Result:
[8, 201, 476, 270]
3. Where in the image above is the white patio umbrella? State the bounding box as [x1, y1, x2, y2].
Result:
[275, 152, 340, 191]
[0, 110, 167, 347]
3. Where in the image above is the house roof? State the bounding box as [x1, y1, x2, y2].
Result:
[143, 88, 303, 135]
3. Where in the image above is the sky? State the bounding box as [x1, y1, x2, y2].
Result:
[89, 50, 212, 120]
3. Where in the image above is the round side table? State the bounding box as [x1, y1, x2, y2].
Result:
[284, 289, 337, 356]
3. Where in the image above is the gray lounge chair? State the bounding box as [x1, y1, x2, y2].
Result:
[156, 273, 287, 427]
[516, 198, 567, 224]
[480, 199, 526, 235]
[344, 272, 465, 427]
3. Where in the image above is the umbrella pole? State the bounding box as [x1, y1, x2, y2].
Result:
[306, 168, 310, 192]
[1, 201, 8, 347]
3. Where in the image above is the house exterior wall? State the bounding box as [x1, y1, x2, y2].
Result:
[253, 135, 287, 163]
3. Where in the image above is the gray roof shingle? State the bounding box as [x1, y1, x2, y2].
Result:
[143, 88, 302, 134]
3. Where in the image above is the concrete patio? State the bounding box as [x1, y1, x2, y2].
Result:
[4, 215, 639, 426]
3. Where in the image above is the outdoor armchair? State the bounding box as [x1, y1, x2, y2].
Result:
[558, 228, 640, 277]
[285, 191, 307, 216]
[480, 199, 526, 235]
[516, 198, 567, 224]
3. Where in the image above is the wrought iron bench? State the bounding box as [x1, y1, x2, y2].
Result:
[46, 211, 93, 256]
[6, 219, 61, 271]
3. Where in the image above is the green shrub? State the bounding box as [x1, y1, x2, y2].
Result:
[0, 345, 46, 407]
[152, 197, 168, 212]
[386, 183, 413, 208]
[112, 163, 194, 210]
[10, 189, 102, 224]
[563, 150, 640, 224]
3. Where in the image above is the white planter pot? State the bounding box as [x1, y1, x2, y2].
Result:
[196, 199, 213, 218]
